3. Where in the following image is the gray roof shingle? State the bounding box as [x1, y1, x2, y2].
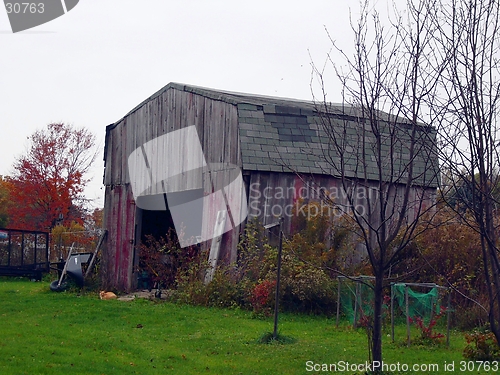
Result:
[131, 83, 438, 188]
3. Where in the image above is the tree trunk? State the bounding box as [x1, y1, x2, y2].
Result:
[481, 190, 500, 344]
[371, 271, 384, 367]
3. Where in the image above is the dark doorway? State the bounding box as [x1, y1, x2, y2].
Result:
[140, 208, 177, 243]
[136, 206, 179, 291]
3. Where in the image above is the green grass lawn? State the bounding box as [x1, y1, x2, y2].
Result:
[0, 278, 487, 374]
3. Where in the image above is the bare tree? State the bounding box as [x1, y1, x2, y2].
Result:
[311, 0, 440, 364]
[432, 0, 500, 342]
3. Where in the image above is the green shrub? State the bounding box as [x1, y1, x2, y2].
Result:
[235, 217, 275, 284]
[173, 262, 245, 309]
[172, 215, 339, 315]
[151, 214, 346, 316]
[256, 244, 338, 315]
[172, 261, 208, 306]
[205, 266, 242, 308]
[279, 250, 337, 314]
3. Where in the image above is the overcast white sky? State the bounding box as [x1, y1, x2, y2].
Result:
[0, 0, 364, 208]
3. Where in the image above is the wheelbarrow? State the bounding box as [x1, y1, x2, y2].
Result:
[50, 232, 106, 292]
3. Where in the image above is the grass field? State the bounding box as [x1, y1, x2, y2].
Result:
[0, 278, 486, 374]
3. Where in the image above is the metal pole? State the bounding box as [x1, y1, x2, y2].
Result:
[406, 285, 411, 347]
[446, 289, 451, 348]
[273, 217, 284, 340]
[336, 277, 341, 327]
[391, 283, 394, 343]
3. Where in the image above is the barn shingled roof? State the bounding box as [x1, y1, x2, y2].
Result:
[128, 82, 438, 188]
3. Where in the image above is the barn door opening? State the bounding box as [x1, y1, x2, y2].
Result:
[139, 208, 177, 243]
[136, 205, 178, 291]
[137, 188, 205, 245]
[135, 188, 204, 291]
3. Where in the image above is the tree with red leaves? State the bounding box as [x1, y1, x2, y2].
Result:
[0, 176, 12, 228]
[8, 123, 97, 231]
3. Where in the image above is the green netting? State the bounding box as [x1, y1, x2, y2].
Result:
[338, 277, 375, 324]
[392, 283, 441, 325]
[337, 279, 447, 328]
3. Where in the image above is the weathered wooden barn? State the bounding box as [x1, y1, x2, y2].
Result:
[102, 82, 438, 292]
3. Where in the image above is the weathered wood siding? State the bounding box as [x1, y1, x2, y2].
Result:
[101, 184, 137, 291]
[104, 88, 242, 186]
[247, 171, 436, 236]
[103, 87, 242, 291]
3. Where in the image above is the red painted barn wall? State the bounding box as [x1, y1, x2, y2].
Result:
[102, 184, 136, 292]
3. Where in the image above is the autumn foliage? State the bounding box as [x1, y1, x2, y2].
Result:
[250, 279, 276, 316]
[0, 176, 13, 228]
[7, 123, 96, 231]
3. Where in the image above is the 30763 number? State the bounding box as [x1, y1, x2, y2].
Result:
[5, 3, 45, 14]
[460, 361, 499, 372]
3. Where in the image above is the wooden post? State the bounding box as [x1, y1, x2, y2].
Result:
[85, 231, 107, 279]
[57, 243, 74, 288]
[406, 285, 411, 347]
[205, 210, 227, 284]
[429, 287, 436, 325]
[353, 282, 360, 329]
